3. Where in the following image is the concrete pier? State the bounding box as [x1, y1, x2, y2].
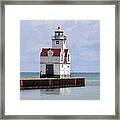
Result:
[20, 77, 85, 90]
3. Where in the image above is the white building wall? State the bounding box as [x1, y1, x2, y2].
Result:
[40, 50, 70, 78]
[48, 55, 52, 63]
[63, 40, 66, 50]
[52, 57, 60, 63]
[63, 64, 70, 76]
[54, 64, 60, 75]
[40, 56, 60, 76]
[66, 64, 70, 75]
[40, 56, 60, 63]
[67, 50, 71, 63]
[60, 64, 64, 75]
[60, 64, 70, 77]
[40, 56, 48, 63]
[52, 40, 64, 49]
[40, 64, 46, 74]
[60, 52, 64, 63]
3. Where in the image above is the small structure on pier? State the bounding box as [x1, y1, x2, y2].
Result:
[40, 27, 71, 78]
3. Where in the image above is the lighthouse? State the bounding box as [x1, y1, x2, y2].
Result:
[20, 27, 85, 90]
[40, 27, 71, 78]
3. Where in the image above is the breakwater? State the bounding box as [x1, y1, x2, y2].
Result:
[20, 77, 85, 90]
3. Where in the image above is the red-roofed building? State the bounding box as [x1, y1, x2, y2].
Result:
[41, 48, 61, 57]
[40, 27, 71, 78]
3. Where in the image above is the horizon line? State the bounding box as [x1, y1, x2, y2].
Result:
[20, 71, 100, 73]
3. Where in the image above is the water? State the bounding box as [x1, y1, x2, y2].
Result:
[20, 72, 100, 100]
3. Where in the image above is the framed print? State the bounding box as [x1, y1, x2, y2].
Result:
[0, 0, 119, 119]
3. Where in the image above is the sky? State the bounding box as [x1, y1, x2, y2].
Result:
[20, 20, 100, 72]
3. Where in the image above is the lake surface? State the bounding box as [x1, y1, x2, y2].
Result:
[20, 72, 100, 100]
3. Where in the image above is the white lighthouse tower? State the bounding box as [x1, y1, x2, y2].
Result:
[52, 27, 67, 50]
[40, 27, 71, 78]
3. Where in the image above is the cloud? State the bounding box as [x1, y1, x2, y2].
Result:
[20, 20, 100, 72]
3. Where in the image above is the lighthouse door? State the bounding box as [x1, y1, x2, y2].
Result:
[46, 64, 53, 77]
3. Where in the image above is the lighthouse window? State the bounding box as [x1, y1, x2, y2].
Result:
[61, 55, 63, 61]
[56, 41, 59, 44]
[55, 33, 59, 36]
[68, 54, 70, 61]
[60, 32, 63, 36]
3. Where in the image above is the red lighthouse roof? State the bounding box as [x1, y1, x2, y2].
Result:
[40, 48, 48, 56]
[41, 48, 61, 57]
[64, 49, 68, 57]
